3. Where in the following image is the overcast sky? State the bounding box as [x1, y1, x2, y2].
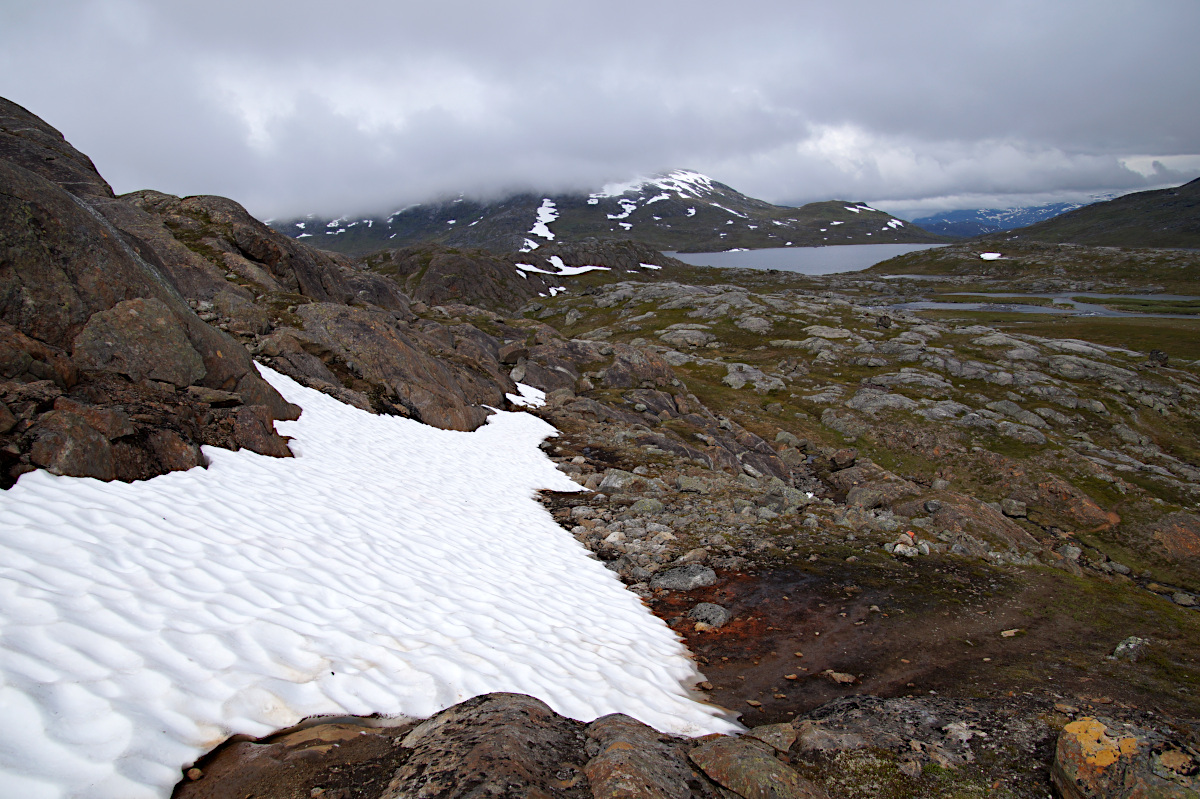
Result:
[3, 0, 1199, 220]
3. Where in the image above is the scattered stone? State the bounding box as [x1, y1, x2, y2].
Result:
[775, 430, 801, 447]
[1112, 636, 1149, 662]
[629, 498, 665, 515]
[598, 469, 642, 493]
[822, 670, 856, 684]
[687, 602, 731, 629]
[1171, 592, 1197, 607]
[676, 475, 710, 494]
[830, 448, 857, 470]
[1000, 498, 1027, 518]
[649, 564, 717, 591]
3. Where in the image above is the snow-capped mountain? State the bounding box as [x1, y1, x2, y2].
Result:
[269, 170, 945, 255]
[911, 202, 1098, 238]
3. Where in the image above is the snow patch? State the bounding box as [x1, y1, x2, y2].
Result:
[606, 199, 638, 220]
[709, 202, 748, 219]
[506, 382, 546, 408]
[529, 199, 558, 240]
[0, 366, 736, 798]
[515, 257, 611, 277]
[980, 252, 1003, 261]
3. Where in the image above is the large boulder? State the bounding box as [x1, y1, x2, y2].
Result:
[293, 303, 510, 430]
[1051, 716, 1199, 799]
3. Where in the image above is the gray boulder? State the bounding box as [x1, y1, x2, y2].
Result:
[650, 564, 717, 591]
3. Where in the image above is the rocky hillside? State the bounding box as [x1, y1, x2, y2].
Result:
[987, 177, 1200, 249]
[5, 95, 1200, 798]
[269, 170, 947, 255]
[2, 96, 651, 486]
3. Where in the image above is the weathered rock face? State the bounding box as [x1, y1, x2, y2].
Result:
[177, 692, 1089, 799]
[826, 462, 922, 510]
[120, 190, 356, 304]
[3, 95, 541, 484]
[290, 303, 510, 430]
[0, 97, 297, 485]
[0, 97, 114, 200]
[73, 298, 207, 387]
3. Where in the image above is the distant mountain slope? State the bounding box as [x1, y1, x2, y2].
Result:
[269, 170, 946, 255]
[989, 178, 1200, 248]
[912, 202, 1089, 238]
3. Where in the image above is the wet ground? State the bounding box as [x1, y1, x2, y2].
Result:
[647, 555, 1200, 728]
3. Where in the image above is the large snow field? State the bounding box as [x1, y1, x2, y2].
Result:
[0, 366, 737, 798]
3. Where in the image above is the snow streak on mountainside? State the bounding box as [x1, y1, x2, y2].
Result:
[270, 170, 946, 255]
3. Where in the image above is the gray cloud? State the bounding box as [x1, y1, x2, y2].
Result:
[3, 0, 1198, 219]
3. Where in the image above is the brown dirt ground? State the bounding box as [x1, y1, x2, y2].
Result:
[647, 556, 1200, 728]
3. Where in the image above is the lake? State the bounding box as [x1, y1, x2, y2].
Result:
[668, 243, 946, 275]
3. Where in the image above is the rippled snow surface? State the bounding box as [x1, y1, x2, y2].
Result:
[0, 366, 735, 798]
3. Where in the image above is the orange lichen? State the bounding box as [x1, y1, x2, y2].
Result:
[1063, 717, 1138, 768]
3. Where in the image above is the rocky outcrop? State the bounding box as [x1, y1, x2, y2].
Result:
[119, 189, 356, 304]
[284, 303, 511, 430]
[177, 692, 1099, 799]
[0, 99, 300, 485]
[0, 96, 114, 200]
[365, 244, 554, 312]
[175, 693, 729, 799]
[2, 96, 558, 483]
[536, 238, 691, 272]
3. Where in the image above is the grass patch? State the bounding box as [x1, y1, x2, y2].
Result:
[944, 314, 1200, 360]
[1071, 296, 1200, 315]
[933, 294, 1057, 307]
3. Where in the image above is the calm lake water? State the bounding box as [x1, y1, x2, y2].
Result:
[668, 244, 946, 275]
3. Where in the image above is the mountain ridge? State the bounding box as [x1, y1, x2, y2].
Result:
[269, 169, 947, 255]
[912, 202, 1092, 238]
[983, 177, 1200, 248]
